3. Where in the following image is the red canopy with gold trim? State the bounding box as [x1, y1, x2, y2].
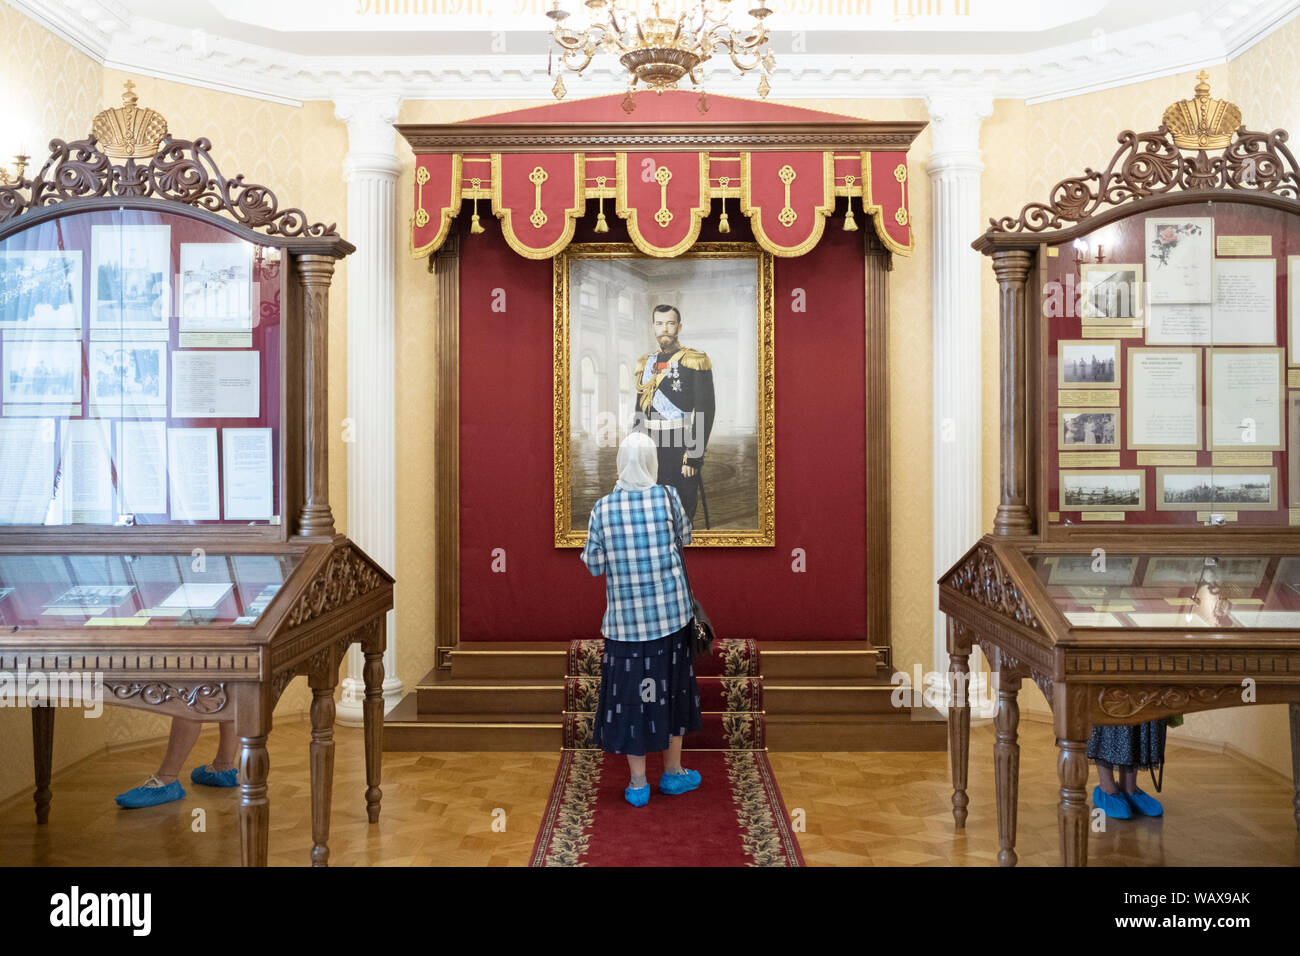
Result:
[402, 92, 922, 260]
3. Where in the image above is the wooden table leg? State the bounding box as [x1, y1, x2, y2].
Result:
[309, 659, 339, 867]
[235, 683, 271, 867]
[32, 704, 54, 825]
[993, 663, 1022, 867]
[1055, 685, 1090, 866]
[1290, 701, 1299, 832]
[363, 620, 386, 824]
[947, 618, 971, 829]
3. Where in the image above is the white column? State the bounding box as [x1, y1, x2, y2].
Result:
[335, 92, 404, 724]
[926, 93, 992, 692]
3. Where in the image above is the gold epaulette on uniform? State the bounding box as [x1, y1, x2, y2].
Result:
[679, 348, 712, 371]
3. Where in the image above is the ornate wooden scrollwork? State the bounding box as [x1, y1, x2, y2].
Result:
[105, 681, 228, 715]
[285, 547, 385, 628]
[984, 74, 1299, 239]
[271, 669, 297, 704]
[307, 647, 334, 678]
[0, 135, 340, 238]
[335, 617, 382, 660]
[945, 544, 1040, 630]
[1098, 684, 1240, 720]
[1000, 650, 1053, 703]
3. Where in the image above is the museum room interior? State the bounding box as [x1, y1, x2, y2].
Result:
[0, 0, 1298, 875]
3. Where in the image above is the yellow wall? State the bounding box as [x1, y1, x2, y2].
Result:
[0, 8, 1296, 806]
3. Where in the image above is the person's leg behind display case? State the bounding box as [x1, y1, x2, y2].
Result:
[115, 718, 239, 808]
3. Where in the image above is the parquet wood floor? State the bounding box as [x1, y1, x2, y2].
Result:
[767, 725, 1300, 867]
[0, 721, 558, 867]
[1, 718, 1295, 866]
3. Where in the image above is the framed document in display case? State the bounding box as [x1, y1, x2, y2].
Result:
[0, 84, 393, 867]
[938, 72, 1300, 868]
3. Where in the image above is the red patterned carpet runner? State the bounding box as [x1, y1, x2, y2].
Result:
[530, 638, 805, 867]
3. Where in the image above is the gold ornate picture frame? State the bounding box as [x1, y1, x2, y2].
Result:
[554, 242, 775, 547]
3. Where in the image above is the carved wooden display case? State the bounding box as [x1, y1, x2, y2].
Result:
[0, 86, 392, 866]
[938, 73, 1300, 867]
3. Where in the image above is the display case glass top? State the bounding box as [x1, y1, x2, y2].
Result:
[1022, 548, 1300, 628]
[0, 551, 300, 627]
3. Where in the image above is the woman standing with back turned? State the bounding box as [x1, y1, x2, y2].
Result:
[580, 432, 704, 807]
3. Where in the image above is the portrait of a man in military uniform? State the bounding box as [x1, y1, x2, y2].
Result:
[631, 304, 715, 523]
[562, 250, 772, 545]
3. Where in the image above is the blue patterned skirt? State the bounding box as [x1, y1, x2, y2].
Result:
[1087, 719, 1167, 770]
[593, 621, 703, 756]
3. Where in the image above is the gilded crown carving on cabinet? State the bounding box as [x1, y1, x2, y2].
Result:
[92, 81, 169, 160]
[0, 82, 340, 240]
[1162, 70, 1241, 151]
[984, 70, 1299, 238]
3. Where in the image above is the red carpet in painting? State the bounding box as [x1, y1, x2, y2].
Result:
[530, 639, 805, 867]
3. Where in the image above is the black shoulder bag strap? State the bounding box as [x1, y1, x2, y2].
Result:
[660, 486, 714, 656]
[661, 485, 693, 603]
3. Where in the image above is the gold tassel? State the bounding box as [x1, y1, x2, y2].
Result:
[470, 195, 485, 234]
[718, 199, 730, 234]
[843, 195, 858, 232]
[595, 194, 609, 233]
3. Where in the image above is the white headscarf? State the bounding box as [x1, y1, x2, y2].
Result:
[615, 432, 658, 492]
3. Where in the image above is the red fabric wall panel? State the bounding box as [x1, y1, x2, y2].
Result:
[458, 224, 867, 641]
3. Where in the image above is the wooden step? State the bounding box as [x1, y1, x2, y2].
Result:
[764, 710, 947, 751]
[763, 682, 899, 715]
[758, 642, 882, 679]
[449, 643, 569, 679]
[415, 668, 563, 715]
[383, 694, 561, 751]
[389, 641, 917, 751]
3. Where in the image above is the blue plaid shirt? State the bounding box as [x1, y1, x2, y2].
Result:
[580, 484, 693, 642]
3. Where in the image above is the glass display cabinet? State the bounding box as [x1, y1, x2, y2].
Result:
[0, 85, 393, 866]
[939, 73, 1300, 866]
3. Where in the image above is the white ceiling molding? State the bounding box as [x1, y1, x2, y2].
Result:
[6, 0, 1298, 109]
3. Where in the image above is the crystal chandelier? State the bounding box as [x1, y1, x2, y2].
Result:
[545, 0, 776, 106]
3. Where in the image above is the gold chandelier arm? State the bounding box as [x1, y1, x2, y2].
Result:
[554, 29, 588, 52]
[717, 26, 765, 49]
[560, 47, 597, 73]
[585, 20, 614, 52]
[606, 12, 627, 51]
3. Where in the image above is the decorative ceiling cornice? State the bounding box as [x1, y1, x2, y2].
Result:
[6, 0, 1299, 108]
